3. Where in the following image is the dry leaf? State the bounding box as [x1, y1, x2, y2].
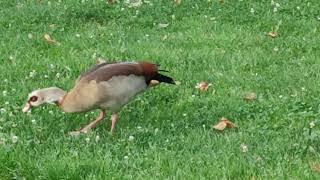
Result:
[213, 121, 227, 130]
[149, 80, 160, 87]
[268, 31, 278, 38]
[219, 0, 225, 4]
[195, 81, 212, 91]
[175, 0, 181, 6]
[310, 162, 320, 173]
[213, 117, 237, 131]
[43, 33, 57, 44]
[96, 58, 106, 64]
[244, 92, 257, 101]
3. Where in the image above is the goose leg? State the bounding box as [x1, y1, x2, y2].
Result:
[69, 110, 106, 136]
[110, 112, 119, 133]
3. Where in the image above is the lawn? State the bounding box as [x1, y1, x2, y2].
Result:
[0, 0, 320, 179]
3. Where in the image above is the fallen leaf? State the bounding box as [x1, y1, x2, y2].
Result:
[219, 0, 225, 4]
[159, 23, 169, 28]
[268, 31, 278, 38]
[96, 57, 107, 64]
[244, 92, 257, 101]
[175, 0, 181, 6]
[213, 117, 237, 131]
[310, 162, 320, 173]
[195, 81, 212, 91]
[43, 33, 58, 44]
[213, 121, 227, 130]
[149, 80, 160, 87]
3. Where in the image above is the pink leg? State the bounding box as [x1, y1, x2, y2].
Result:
[69, 110, 106, 136]
[110, 112, 119, 133]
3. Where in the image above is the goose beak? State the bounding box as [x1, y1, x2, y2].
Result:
[22, 103, 32, 113]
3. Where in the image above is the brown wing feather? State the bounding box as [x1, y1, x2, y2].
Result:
[79, 61, 158, 83]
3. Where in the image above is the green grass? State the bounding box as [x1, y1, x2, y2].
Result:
[1, 0, 320, 179]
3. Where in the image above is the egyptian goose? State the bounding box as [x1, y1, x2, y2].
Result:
[22, 61, 175, 135]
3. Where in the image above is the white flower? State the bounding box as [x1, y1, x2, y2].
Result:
[310, 122, 315, 129]
[12, 123, 17, 128]
[9, 55, 14, 60]
[154, 128, 159, 134]
[50, 64, 55, 69]
[124, 155, 129, 160]
[241, 144, 248, 153]
[5, 101, 9, 105]
[85, 137, 90, 143]
[95, 135, 100, 142]
[3, 91, 7, 96]
[273, 7, 277, 13]
[273, 47, 279, 51]
[11, 135, 18, 143]
[0, 108, 6, 113]
[56, 73, 60, 78]
[44, 75, 48, 78]
[4, 79, 8, 83]
[296, 6, 300, 10]
[250, 8, 255, 14]
[49, 110, 53, 114]
[29, 70, 36, 78]
[31, 119, 36, 124]
[128, 135, 135, 141]
[275, 3, 280, 7]
[183, 113, 187, 117]
[75, 33, 80, 38]
[28, 33, 33, 39]
[271, 0, 275, 5]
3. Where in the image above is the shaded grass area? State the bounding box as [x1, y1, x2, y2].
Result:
[0, 0, 320, 179]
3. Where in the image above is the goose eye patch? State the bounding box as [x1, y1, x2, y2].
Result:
[29, 96, 38, 102]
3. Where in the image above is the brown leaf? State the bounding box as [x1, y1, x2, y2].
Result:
[43, 33, 57, 44]
[213, 117, 237, 131]
[219, 0, 225, 4]
[195, 81, 212, 91]
[268, 31, 278, 38]
[310, 162, 320, 173]
[213, 121, 227, 131]
[220, 117, 237, 128]
[175, 0, 181, 6]
[244, 92, 257, 101]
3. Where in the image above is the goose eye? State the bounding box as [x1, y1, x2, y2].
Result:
[29, 96, 38, 102]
